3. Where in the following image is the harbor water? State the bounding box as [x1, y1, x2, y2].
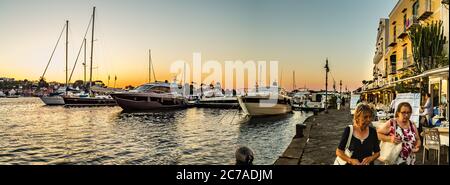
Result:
[0, 97, 311, 165]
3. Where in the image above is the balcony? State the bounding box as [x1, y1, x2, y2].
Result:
[373, 51, 383, 64]
[398, 56, 414, 71]
[398, 31, 408, 39]
[406, 16, 419, 30]
[418, 0, 433, 21]
[388, 66, 397, 75]
[388, 41, 398, 47]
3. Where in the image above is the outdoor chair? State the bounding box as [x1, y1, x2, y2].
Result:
[422, 128, 441, 165]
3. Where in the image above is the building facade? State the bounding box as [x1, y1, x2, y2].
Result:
[364, 0, 448, 111]
[386, 0, 444, 80]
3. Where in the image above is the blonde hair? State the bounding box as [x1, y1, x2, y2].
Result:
[354, 103, 373, 122]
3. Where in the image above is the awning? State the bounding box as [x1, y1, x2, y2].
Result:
[387, 66, 449, 85]
[362, 66, 448, 94]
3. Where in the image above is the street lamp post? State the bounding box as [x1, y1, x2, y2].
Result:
[324, 58, 329, 113]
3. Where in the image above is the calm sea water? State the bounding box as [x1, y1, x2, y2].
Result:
[0, 97, 311, 165]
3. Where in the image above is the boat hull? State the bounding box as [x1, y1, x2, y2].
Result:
[63, 97, 117, 106]
[40, 96, 65, 105]
[237, 96, 292, 116]
[196, 97, 239, 109]
[110, 93, 186, 111]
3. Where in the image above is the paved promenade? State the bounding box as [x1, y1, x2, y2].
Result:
[275, 104, 449, 165]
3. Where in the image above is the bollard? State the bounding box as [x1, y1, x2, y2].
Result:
[294, 123, 307, 138]
[313, 109, 318, 115]
[235, 146, 254, 165]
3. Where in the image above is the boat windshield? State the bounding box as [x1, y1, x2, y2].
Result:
[134, 85, 154, 92]
[133, 84, 171, 93]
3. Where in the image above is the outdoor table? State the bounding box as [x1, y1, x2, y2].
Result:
[438, 127, 449, 147]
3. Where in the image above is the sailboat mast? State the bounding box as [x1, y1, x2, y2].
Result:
[182, 62, 186, 96]
[84, 38, 87, 85]
[259, 65, 262, 87]
[280, 68, 283, 88]
[65, 20, 69, 93]
[89, 6, 95, 92]
[149, 49, 151, 83]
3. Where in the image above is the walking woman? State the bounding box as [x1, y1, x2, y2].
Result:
[336, 104, 380, 165]
[377, 102, 421, 165]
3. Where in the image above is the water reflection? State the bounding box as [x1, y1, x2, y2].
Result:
[0, 98, 311, 164]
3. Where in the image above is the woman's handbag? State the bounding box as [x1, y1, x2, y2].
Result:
[378, 119, 402, 164]
[334, 125, 353, 165]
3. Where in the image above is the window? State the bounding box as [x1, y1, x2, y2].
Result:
[135, 85, 153, 91]
[149, 86, 170, 93]
[385, 60, 388, 77]
[393, 25, 397, 42]
[403, 46, 408, 66]
[413, 2, 419, 17]
[403, 14, 407, 32]
[390, 55, 397, 73]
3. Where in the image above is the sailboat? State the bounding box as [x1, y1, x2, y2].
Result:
[63, 7, 117, 106]
[40, 21, 69, 105]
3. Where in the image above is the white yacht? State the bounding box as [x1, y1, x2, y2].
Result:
[237, 86, 292, 116]
[196, 83, 239, 108]
[40, 87, 66, 105]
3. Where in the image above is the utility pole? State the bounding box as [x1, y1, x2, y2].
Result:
[324, 58, 329, 113]
[340, 80, 342, 95]
[293, 70, 296, 91]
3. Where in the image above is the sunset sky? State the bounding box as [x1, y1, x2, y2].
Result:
[0, 0, 397, 91]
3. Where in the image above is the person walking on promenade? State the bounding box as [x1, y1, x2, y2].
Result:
[337, 96, 342, 110]
[389, 95, 396, 113]
[377, 102, 421, 165]
[341, 96, 346, 107]
[336, 104, 380, 165]
[420, 93, 433, 126]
